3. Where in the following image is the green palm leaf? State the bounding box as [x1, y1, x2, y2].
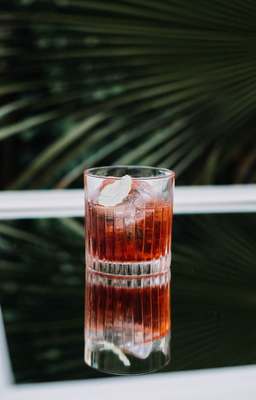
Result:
[1, 0, 256, 187]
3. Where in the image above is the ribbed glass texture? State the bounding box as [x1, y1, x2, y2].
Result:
[84, 166, 175, 374]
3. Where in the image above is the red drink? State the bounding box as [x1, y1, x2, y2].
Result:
[85, 270, 170, 351]
[86, 200, 172, 261]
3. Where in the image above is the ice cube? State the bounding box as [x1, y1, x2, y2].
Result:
[122, 342, 153, 359]
[128, 181, 155, 209]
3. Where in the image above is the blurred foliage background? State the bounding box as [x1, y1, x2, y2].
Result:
[1, 0, 256, 189]
[1, 0, 256, 384]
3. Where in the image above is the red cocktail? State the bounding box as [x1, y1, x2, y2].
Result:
[84, 166, 174, 374]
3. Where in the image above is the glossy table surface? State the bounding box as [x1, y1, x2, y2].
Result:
[0, 213, 256, 383]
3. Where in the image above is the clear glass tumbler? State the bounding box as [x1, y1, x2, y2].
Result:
[84, 166, 175, 374]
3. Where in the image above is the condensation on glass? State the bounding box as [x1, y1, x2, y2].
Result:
[84, 166, 175, 374]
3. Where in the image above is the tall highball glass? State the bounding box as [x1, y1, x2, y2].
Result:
[84, 166, 175, 374]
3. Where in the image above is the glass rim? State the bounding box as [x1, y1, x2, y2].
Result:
[84, 165, 175, 180]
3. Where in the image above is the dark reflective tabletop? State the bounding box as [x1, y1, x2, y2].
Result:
[0, 213, 256, 383]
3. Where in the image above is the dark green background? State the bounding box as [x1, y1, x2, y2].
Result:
[0, 0, 256, 188]
[0, 0, 256, 384]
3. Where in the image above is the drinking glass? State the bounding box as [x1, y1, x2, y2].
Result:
[84, 166, 175, 374]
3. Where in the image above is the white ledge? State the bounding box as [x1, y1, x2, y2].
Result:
[0, 185, 256, 219]
[2, 366, 256, 400]
[0, 309, 13, 388]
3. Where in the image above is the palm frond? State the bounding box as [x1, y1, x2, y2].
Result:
[1, 0, 256, 187]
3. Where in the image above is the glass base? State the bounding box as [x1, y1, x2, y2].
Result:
[85, 334, 170, 375]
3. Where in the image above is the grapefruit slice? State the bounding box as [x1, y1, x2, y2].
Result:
[98, 174, 132, 206]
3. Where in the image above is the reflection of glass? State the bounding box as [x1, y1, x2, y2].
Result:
[84, 166, 175, 374]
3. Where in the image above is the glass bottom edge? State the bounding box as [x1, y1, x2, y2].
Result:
[84, 357, 170, 376]
[84, 336, 170, 375]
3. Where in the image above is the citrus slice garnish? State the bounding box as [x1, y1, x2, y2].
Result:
[98, 174, 132, 206]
